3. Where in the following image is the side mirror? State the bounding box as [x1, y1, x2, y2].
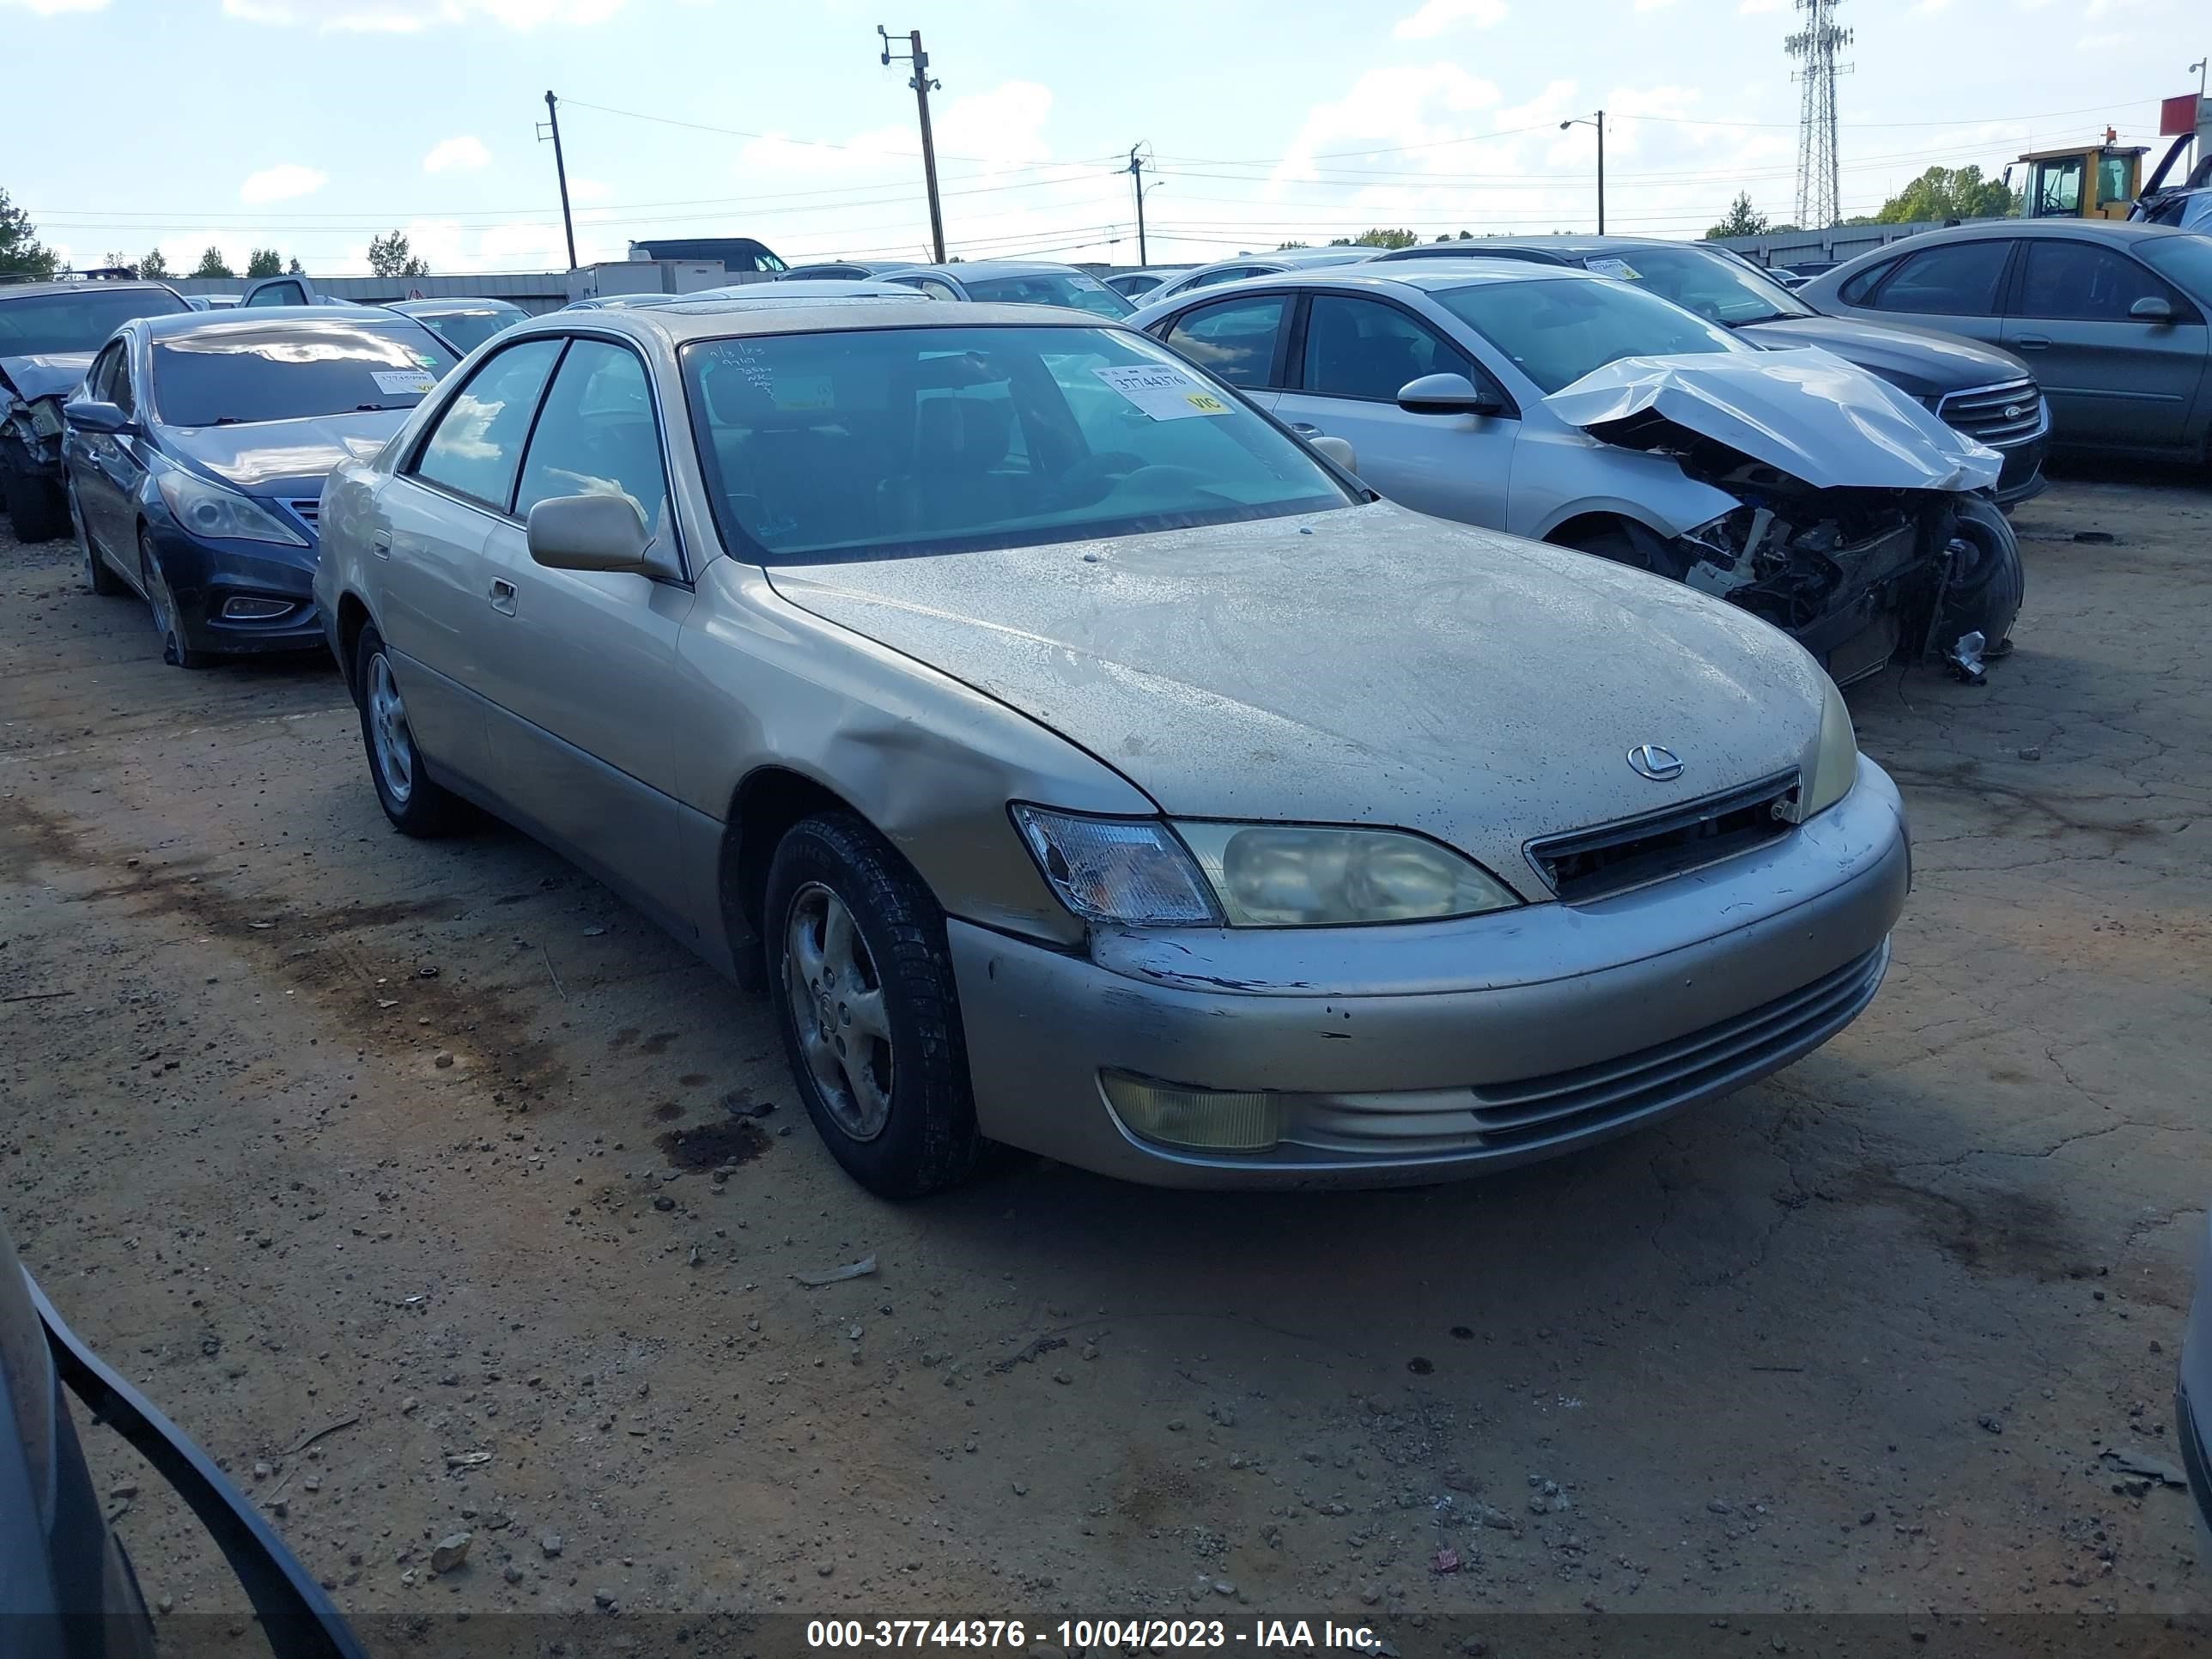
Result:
[1396, 372, 1502, 416]
[1308, 434, 1358, 474]
[63, 399, 131, 436]
[2130, 295, 2174, 323]
[526, 493, 677, 578]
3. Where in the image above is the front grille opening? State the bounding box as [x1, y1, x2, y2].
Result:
[1529, 772, 1797, 903]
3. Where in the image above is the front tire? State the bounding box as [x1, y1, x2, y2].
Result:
[1936, 495, 2024, 654]
[765, 812, 982, 1198]
[352, 624, 472, 836]
[139, 533, 210, 667]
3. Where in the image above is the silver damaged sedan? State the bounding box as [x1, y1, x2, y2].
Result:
[313, 298, 1909, 1195]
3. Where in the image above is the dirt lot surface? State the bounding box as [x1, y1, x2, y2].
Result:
[3, 471, 2209, 1655]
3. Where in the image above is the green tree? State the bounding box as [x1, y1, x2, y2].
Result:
[0, 185, 59, 280]
[1274, 240, 1310, 251]
[1352, 227, 1419, 248]
[191, 246, 235, 278]
[367, 229, 429, 277]
[287, 257, 304, 276]
[139, 247, 171, 278]
[1457, 229, 1474, 239]
[1874, 164, 2017, 224]
[1704, 192, 1771, 240]
[246, 247, 283, 278]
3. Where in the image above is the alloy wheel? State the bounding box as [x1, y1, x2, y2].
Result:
[365, 653, 416, 805]
[782, 881, 894, 1140]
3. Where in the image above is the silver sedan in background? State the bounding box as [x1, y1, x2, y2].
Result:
[314, 301, 1905, 1195]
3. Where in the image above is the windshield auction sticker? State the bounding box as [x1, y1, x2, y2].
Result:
[371, 369, 437, 396]
[1094, 363, 1231, 420]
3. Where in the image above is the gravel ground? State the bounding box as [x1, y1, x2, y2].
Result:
[2, 470, 2209, 1655]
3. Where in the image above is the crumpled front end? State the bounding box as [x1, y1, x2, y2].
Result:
[1547, 348, 2019, 684]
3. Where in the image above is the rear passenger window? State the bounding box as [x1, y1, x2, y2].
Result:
[1837, 259, 1895, 307]
[412, 338, 562, 510]
[513, 340, 671, 546]
[1163, 295, 1287, 388]
[1867, 241, 2012, 316]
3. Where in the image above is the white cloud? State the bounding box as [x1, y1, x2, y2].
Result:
[1907, 0, 1951, 13]
[1635, 0, 1679, 9]
[1738, 0, 1785, 11]
[1392, 0, 1507, 40]
[566, 177, 613, 204]
[222, 0, 628, 27]
[239, 164, 329, 204]
[423, 135, 491, 173]
[0, 0, 110, 14]
[1273, 64, 1503, 189]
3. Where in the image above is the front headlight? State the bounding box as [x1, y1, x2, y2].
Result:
[1794, 675, 1858, 820]
[1176, 822, 1517, 926]
[156, 470, 307, 547]
[1013, 806, 1520, 928]
[27, 398, 64, 438]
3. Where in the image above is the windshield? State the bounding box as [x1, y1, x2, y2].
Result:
[149, 319, 459, 427]
[418, 307, 521, 353]
[960, 272, 1134, 319]
[0, 288, 189, 357]
[2137, 233, 2212, 301]
[680, 323, 1351, 562]
[1433, 276, 1743, 395]
[1577, 246, 1814, 325]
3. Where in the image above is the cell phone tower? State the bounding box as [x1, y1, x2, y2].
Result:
[1787, 0, 1853, 228]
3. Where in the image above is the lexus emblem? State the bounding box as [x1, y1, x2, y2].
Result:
[2002, 403, 2024, 420]
[1626, 744, 1684, 781]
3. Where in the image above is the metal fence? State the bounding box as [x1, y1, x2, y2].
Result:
[1705, 217, 1991, 269]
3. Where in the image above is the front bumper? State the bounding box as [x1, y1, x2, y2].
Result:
[1, 420, 64, 485]
[1990, 434, 2049, 507]
[951, 758, 1910, 1188]
[146, 521, 325, 658]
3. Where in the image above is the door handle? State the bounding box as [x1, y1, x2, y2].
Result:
[2013, 334, 2051, 350]
[370, 531, 392, 558]
[488, 578, 517, 616]
[1289, 422, 1324, 435]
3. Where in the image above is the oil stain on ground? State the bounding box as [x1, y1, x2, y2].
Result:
[656, 1118, 770, 1170]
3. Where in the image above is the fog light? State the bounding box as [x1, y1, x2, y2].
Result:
[221, 597, 294, 620]
[1101, 1071, 1281, 1153]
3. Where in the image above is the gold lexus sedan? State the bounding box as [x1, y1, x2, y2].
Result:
[313, 298, 1907, 1196]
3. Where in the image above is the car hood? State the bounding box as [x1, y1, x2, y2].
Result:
[1737, 314, 2032, 398]
[164, 410, 410, 498]
[1543, 346, 2004, 494]
[0, 352, 93, 405]
[765, 502, 1829, 900]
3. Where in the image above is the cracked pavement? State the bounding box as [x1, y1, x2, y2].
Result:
[1, 465, 2207, 1645]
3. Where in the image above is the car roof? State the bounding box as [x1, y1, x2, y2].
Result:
[1844, 218, 2184, 247]
[519, 299, 1116, 346]
[690, 279, 913, 300]
[895, 260, 1091, 279]
[0, 280, 185, 303]
[139, 305, 446, 339]
[1156, 261, 1598, 298]
[387, 297, 524, 315]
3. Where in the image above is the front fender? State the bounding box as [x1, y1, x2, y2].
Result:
[1513, 424, 1741, 541]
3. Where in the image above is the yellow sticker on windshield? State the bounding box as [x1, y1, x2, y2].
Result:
[1183, 392, 1228, 414]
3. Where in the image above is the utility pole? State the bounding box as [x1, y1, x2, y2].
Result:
[1559, 111, 1605, 234]
[1127, 144, 1152, 264]
[538, 91, 578, 271]
[878, 27, 945, 263]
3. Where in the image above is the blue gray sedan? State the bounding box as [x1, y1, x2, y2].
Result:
[63, 308, 458, 666]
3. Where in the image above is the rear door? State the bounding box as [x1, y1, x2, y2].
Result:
[375, 335, 565, 784]
[1273, 290, 1516, 528]
[2001, 236, 2209, 450]
[1846, 236, 2015, 350]
[471, 336, 699, 931]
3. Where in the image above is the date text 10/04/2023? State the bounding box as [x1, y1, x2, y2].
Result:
[805, 1620, 1383, 1650]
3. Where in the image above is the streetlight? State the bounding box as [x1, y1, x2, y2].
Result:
[1560, 109, 1607, 234]
[2192, 57, 2208, 99]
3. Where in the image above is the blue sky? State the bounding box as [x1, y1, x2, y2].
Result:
[3, 0, 2199, 276]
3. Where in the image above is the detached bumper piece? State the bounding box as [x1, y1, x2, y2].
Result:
[26, 1272, 368, 1659]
